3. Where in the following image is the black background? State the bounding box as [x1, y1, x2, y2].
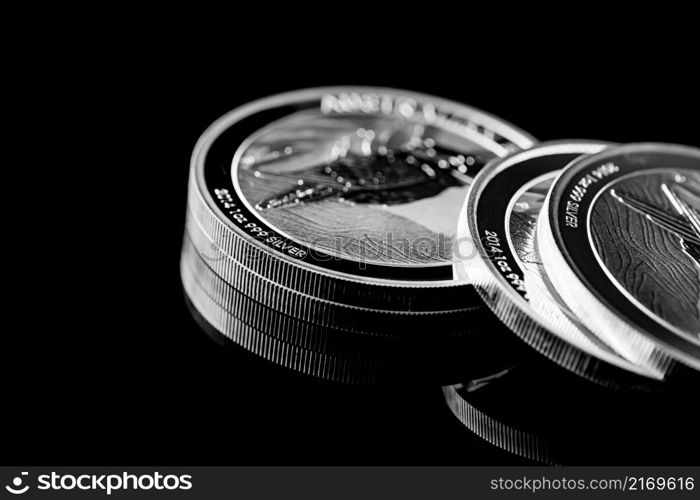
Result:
[11, 27, 699, 466]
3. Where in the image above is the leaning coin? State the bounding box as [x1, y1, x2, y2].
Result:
[188, 87, 535, 311]
[460, 141, 666, 387]
[537, 143, 700, 372]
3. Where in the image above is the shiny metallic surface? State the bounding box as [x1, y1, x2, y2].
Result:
[459, 141, 665, 386]
[180, 87, 538, 383]
[182, 256, 382, 384]
[187, 175, 483, 311]
[182, 234, 493, 338]
[191, 87, 536, 299]
[537, 143, 700, 372]
[443, 378, 557, 465]
[185, 207, 487, 317]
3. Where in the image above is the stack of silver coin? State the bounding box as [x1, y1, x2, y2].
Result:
[444, 140, 700, 463]
[181, 87, 536, 383]
[182, 87, 699, 460]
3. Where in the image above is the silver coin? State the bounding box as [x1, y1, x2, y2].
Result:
[188, 87, 535, 310]
[459, 141, 666, 385]
[537, 143, 700, 372]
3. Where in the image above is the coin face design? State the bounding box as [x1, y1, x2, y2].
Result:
[231, 91, 534, 268]
[590, 170, 700, 340]
[538, 143, 700, 370]
[196, 87, 535, 285]
[234, 111, 487, 266]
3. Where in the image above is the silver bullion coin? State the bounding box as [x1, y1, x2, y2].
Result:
[187, 87, 535, 311]
[459, 141, 666, 386]
[537, 143, 700, 372]
[182, 256, 381, 384]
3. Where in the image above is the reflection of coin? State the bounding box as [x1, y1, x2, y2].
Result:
[190, 87, 535, 310]
[181, 255, 381, 384]
[443, 358, 698, 464]
[537, 143, 700, 372]
[182, 242, 512, 385]
[443, 364, 557, 465]
[460, 141, 667, 386]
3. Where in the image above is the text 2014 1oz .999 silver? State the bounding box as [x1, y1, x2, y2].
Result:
[189, 87, 536, 311]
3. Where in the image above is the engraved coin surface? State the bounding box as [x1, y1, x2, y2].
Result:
[537, 143, 700, 371]
[194, 87, 535, 288]
[460, 141, 666, 384]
